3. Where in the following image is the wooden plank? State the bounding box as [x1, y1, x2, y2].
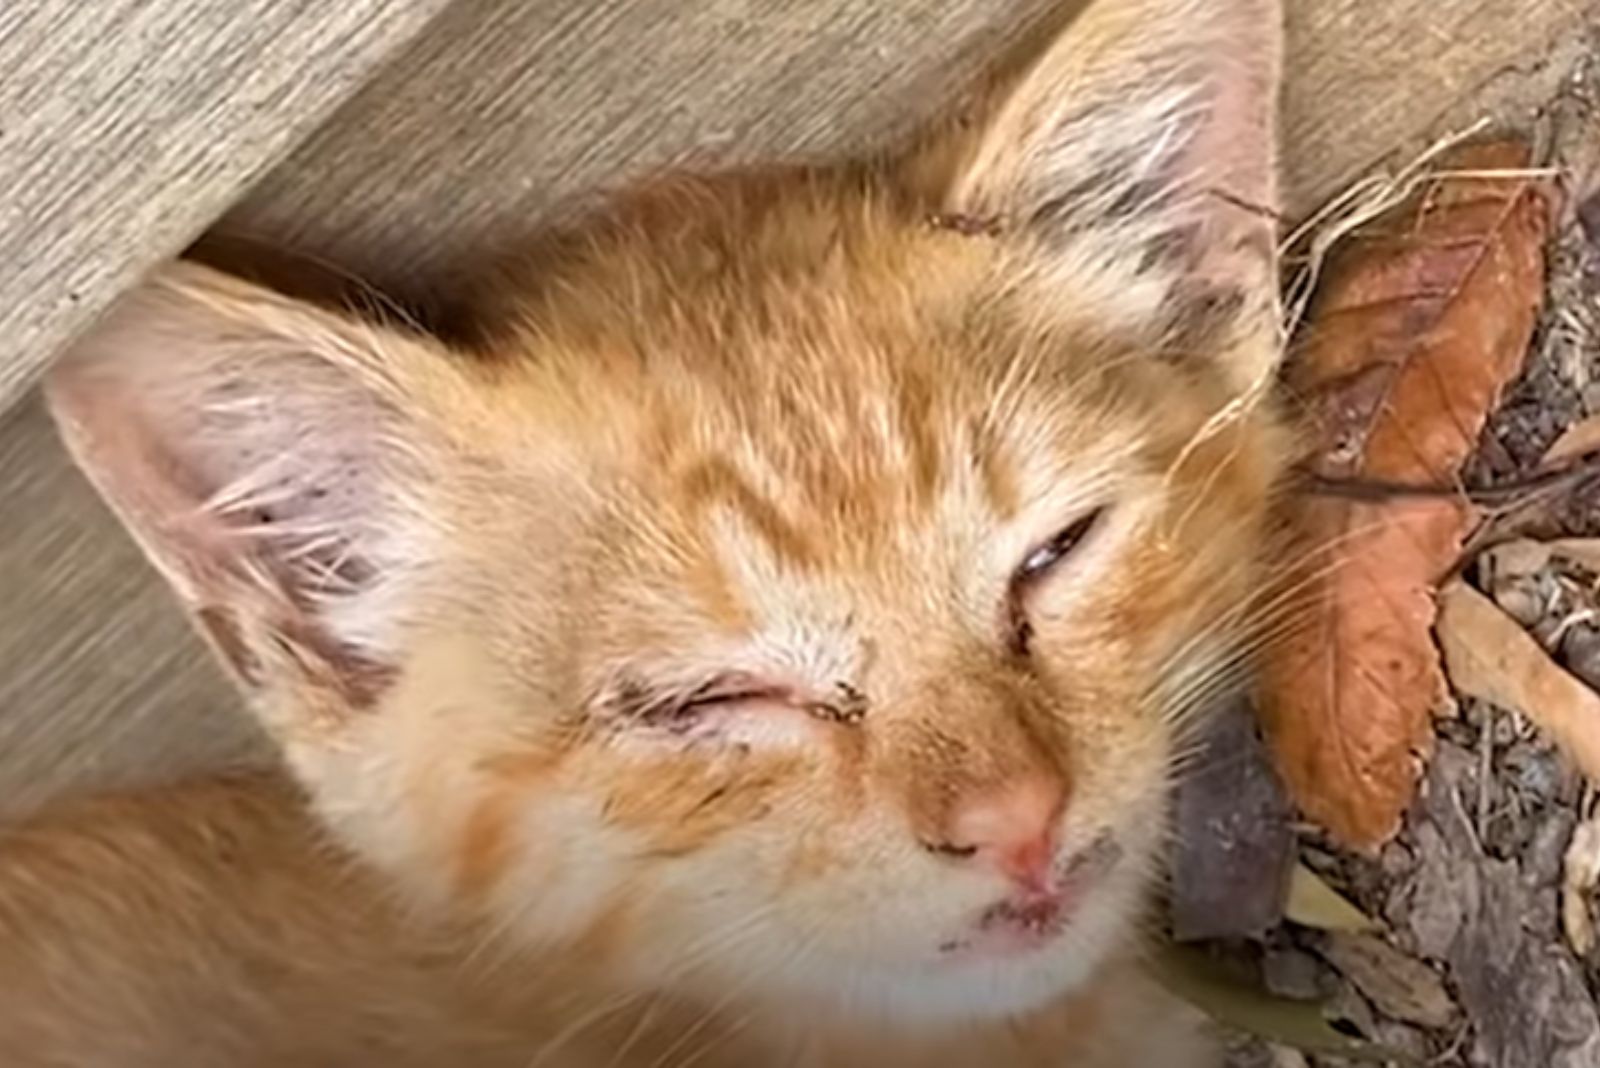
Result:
[221, 0, 1594, 295]
[221, 0, 1067, 306]
[0, 0, 455, 417]
[1, 0, 1594, 810]
[1285, 0, 1592, 216]
[0, 397, 261, 817]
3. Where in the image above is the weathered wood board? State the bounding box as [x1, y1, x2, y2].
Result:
[0, 0, 456, 417]
[1, 0, 1594, 811]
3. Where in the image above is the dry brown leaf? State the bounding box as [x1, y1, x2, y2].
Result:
[1562, 816, 1600, 958]
[1260, 140, 1549, 849]
[1543, 413, 1600, 467]
[1548, 538, 1600, 576]
[1436, 580, 1600, 782]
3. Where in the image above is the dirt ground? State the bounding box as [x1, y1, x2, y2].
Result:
[1203, 27, 1600, 1068]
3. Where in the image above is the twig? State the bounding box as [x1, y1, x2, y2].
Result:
[1279, 120, 1493, 338]
[1303, 452, 1600, 590]
[1478, 704, 1495, 843]
[1302, 450, 1600, 508]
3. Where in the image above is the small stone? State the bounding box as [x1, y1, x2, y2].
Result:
[1170, 697, 1294, 941]
[1262, 946, 1327, 1001]
[1561, 623, 1600, 694]
[1374, 1019, 1433, 1060]
[1483, 538, 1554, 585]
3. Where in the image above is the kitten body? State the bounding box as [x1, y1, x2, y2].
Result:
[9, 0, 1287, 1062]
[0, 777, 1204, 1067]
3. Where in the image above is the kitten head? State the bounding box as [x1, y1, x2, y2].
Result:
[49, 0, 1284, 1026]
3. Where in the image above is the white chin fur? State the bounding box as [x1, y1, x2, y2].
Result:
[820, 874, 1138, 1024]
[668, 860, 1146, 1028]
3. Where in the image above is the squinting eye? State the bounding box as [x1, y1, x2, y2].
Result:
[1015, 508, 1105, 585]
[1006, 509, 1106, 658]
[658, 675, 778, 727]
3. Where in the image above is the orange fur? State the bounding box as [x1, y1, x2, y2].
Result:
[17, 0, 1289, 1062]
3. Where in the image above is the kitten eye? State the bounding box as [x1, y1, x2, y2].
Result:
[1014, 509, 1105, 585]
[1007, 508, 1105, 658]
[636, 674, 782, 731]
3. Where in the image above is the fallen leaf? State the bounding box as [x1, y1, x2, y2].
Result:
[1259, 140, 1549, 849]
[1284, 862, 1377, 933]
[1548, 537, 1600, 576]
[1315, 932, 1458, 1030]
[1482, 537, 1554, 585]
[1562, 816, 1600, 957]
[1543, 412, 1600, 467]
[1436, 580, 1600, 782]
[1152, 943, 1411, 1063]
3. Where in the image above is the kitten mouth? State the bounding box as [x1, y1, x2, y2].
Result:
[979, 896, 1067, 938]
[939, 833, 1122, 958]
[936, 895, 1068, 958]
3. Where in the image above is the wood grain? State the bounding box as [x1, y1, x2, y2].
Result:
[0, 397, 263, 817]
[0, 0, 454, 415]
[225, 0, 1594, 298]
[0, 0, 1594, 811]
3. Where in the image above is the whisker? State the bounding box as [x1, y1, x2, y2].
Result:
[527, 905, 783, 1068]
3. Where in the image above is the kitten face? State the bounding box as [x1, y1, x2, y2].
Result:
[326, 178, 1283, 1020]
[49, 0, 1285, 1029]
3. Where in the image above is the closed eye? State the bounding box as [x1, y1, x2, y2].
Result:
[601, 671, 852, 752]
[646, 673, 784, 729]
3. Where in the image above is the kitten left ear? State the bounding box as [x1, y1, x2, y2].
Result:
[911, 0, 1283, 380]
[46, 263, 451, 730]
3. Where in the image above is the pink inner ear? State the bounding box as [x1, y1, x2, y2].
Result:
[45, 262, 425, 712]
[1174, 5, 1280, 209]
[49, 360, 238, 598]
[942, 0, 1281, 270]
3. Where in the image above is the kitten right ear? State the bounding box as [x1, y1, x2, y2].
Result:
[46, 263, 451, 727]
[906, 0, 1284, 385]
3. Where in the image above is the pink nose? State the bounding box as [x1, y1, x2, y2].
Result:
[945, 774, 1068, 893]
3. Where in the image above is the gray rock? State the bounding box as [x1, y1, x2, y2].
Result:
[1170, 697, 1294, 941]
[1262, 945, 1328, 1001]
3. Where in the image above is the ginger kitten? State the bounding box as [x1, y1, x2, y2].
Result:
[10, 0, 1287, 1062]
